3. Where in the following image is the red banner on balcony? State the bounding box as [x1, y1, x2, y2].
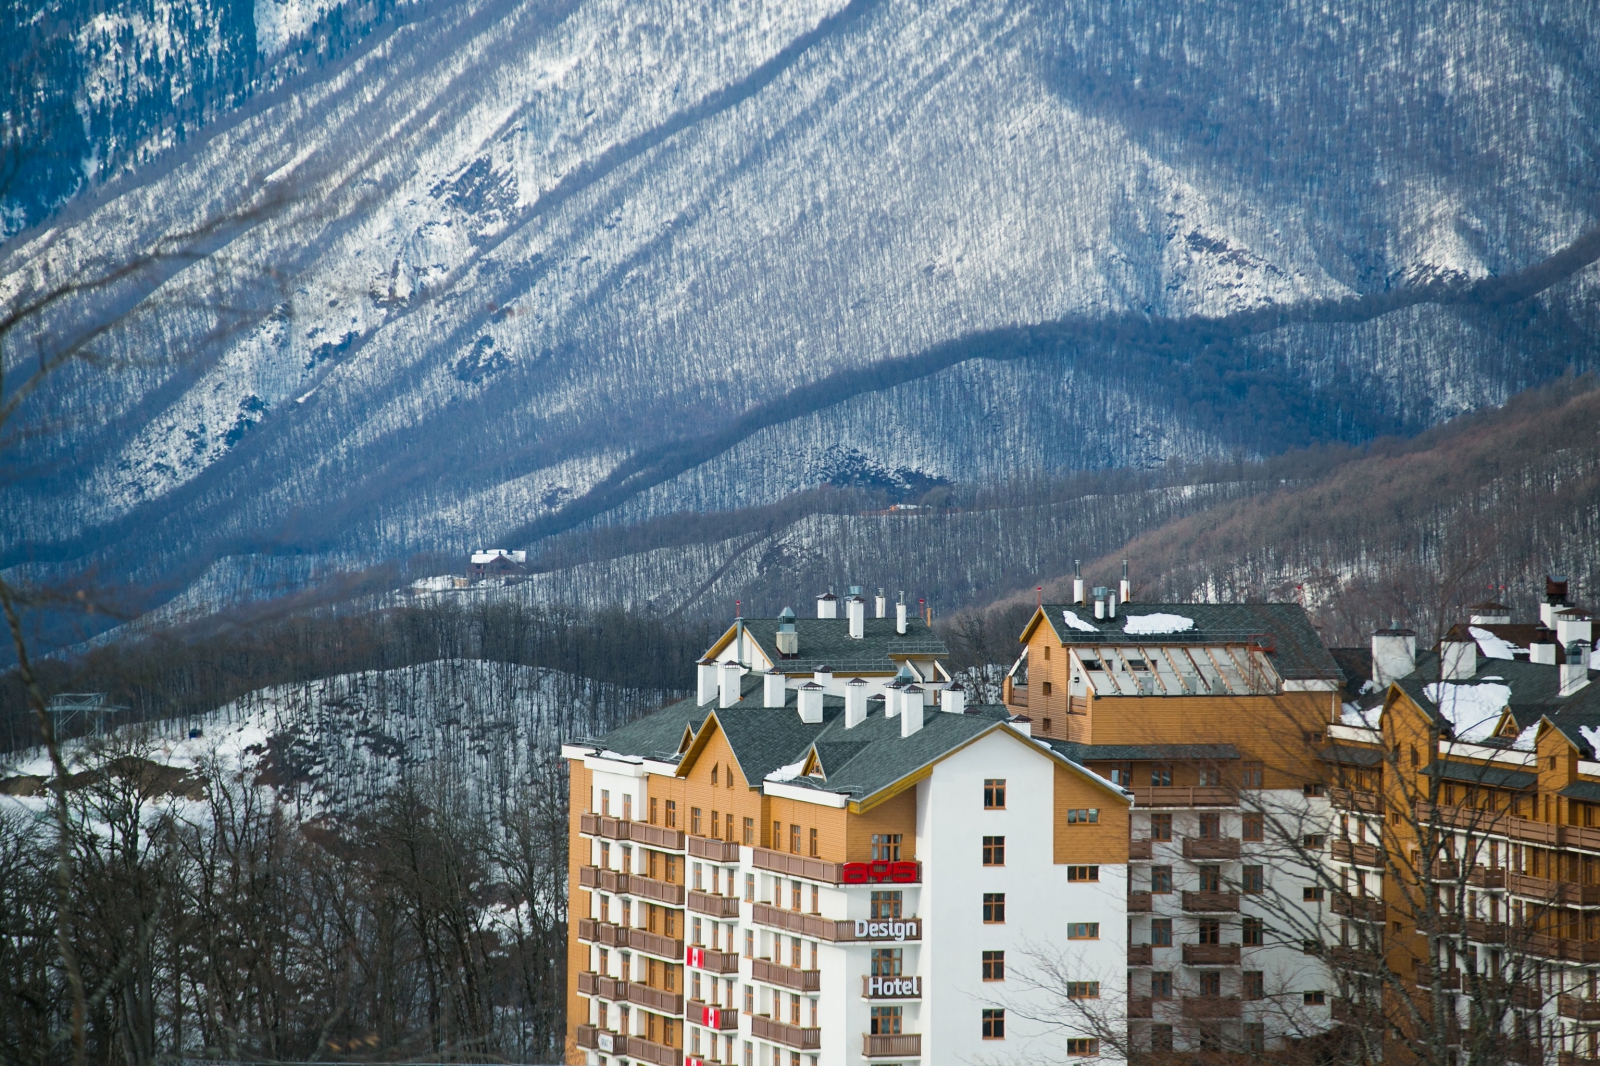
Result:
[686, 945, 705, 967]
[701, 1005, 724, 1028]
[841, 861, 920, 884]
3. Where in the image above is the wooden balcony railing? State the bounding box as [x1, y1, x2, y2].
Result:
[688, 1000, 740, 1030]
[687, 891, 740, 917]
[863, 1034, 921, 1057]
[1129, 944, 1153, 965]
[1330, 840, 1385, 868]
[1130, 786, 1237, 808]
[1183, 837, 1241, 860]
[752, 958, 820, 992]
[1325, 946, 1386, 972]
[1508, 872, 1600, 907]
[750, 848, 846, 884]
[1331, 998, 1380, 1025]
[1332, 893, 1386, 922]
[1183, 996, 1242, 1018]
[625, 1035, 682, 1066]
[581, 975, 681, 1014]
[687, 946, 740, 974]
[1416, 802, 1600, 854]
[578, 813, 685, 851]
[750, 1015, 820, 1050]
[688, 837, 741, 862]
[1128, 891, 1153, 912]
[578, 867, 687, 905]
[1183, 890, 1240, 912]
[749, 903, 921, 942]
[1128, 838, 1154, 860]
[577, 918, 631, 948]
[574, 1025, 628, 1054]
[1330, 787, 1382, 815]
[1560, 996, 1600, 1022]
[1128, 997, 1154, 1018]
[1182, 943, 1240, 965]
[1464, 918, 1508, 943]
[1467, 865, 1508, 888]
[629, 927, 685, 961]
[1524, 934, 1600, 963]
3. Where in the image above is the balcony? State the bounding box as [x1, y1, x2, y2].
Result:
[1325, 945, 1386, 972]
[1183, 996, 1242, 1018]
[1129, 838, 1154, 860]
[574, 1026, 628, 1055]
[1128, 997, 1153, 1019]
[863, 1034, 922, 1058]
[1183, 837, 1242, 860]
[1416, 966, 1462, 991]
[578, 813, 685, 851]
[688, 1000, 740, 1030]
[1530, 934, 1600, 963]
[1330, 840, 1385, 868]
[687, 946, 741, 974]
[577, 918, 630, 948]
[1331, 998, 1380, 1026]
[1509, 872, 1600, 907]
[626, 1035, 682, 1066]
[1560, 996, 1600, 1022]
[1330, 787, 1382, 815]
[1183, 890, 1240, 912]
[1128, 891, 1153, 912]
[1130, 786, 1237, 808]
[688, 891, 741, 918]
[1430, 860, 1460, 880]
[750, 848, 848, 884]
[1332, 893, 1386, 922]
[1182, 943, 1240, 965]
[752, 958, 821, 992]
[578, 971, 686, 1013]
[1559, 1054, 1600, 1066]
[688, 836, 741, 862]
[1465, 919, 1508, 943]
[1468, 866, 1508, 889]
[749, 902, 922, 943]
[750, 1015, 820, 1050]
[627, 926, 685, 961]
[578, 866, 686, 905]
[1129, 944, 1153, 965]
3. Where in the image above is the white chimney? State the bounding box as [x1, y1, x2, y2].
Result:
[697, 660, 719, 706]
[719, 660, 743, 708]
[1561, 642, 1592, 697]
[1556, 610, 1593, 649]
[798, 682, 825, 723]
[1371, 627, 1417, 687]
[896, 594, 908, 635]
[1532, 630, 1558, 665]
[1440, 640, 1477, 681]
[813, 665, 833, 694]
[1120, 559, 1131, 604]
[1073, 560, 1084, 606]
[900, 690, 924, 737]
[817, 589, 838, 619]
[1108, 591, 1118, 618]
[845, 678, 869, 727]
[875, 589, 886, 618]
[941, 683, 966, 714]
[1094, 588, 1107, 620]
[764, 671, 787, 708]
[848, 596, 866, 639]
[1010, 715, 1032, 738]
[884, 683, 904, 719]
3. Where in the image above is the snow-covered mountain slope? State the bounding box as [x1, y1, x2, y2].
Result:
[5, 0, 1600, 644]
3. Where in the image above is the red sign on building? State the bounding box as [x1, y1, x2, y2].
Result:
[686, 945, 705, 968]
[841, 861, 920, 883]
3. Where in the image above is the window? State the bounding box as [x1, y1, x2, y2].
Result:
[1244, 971, 1265, 1000]
[983, 836, 1006, 866]
[792, 882, 802, 910]
[1109, 764, 1132, 786]
[745, 930, 754, 958]
[743, 817, 755, 846]
[745, 985, 754, 1013]
[694, 863, 704, 891]
[1151, 866, 1172, 893]
[711, 764, 719, 786]
[1041, 681, 1052, 694]
[692, 807, 702, 835]
[1067, 808, 1099, 824]
[1241, 762, 1264, 789]
[1197, 919, 1221, 945]
[1243, 917, 1264, 946]
[772, 820, 780, 848]
[1243, 864, 1264, 894]
[1067, 923, 1100, 940]
[666, 801, 677, 828]
[1150, 1025, 1173, 1052]
[727, 812, 735, 840]
[600, 789, 610, 815]
[1042, 719, 1052, 733]
[711, 810, 721, 839]
[1303, 886, 1325, 902]
[1198, 767, 1221, 787]
[871, 834, 902, 861]
[1198, 864, 1222, 892]
[1245, 1023, 1265, 1052]
[746, 874, 755, 902]
[1304, 783, 1326, 797]
[1151, 764, 1173, 787]
[982, 1009, 1005, 1040]
[1150, 813, 1172, 841]
[871, 1006, 902, 1035]
[871, 948, 903, 976]
[1199, 971, 1221, 996]
[650, 797, 658, 824]
[1198, 813, 1221, 838]
[982, 950, 1005, 980]
[1242, 813, 1263, 841]
[984, 778, 1007, 809]
[1067, 1039, 1097, 1055]
[983, 893, 1006, 923]
[810, 885, 819, 914]
[1067, 865, 1099, 882]
[1304, 990, 1327, 1005]
[1066, 982, 1100, 999]
[1150, 919, 1172, 946]
[872, 891, 903, 920]
[1151, 971, 1172, 999]
[789, 824, 801, 854]
[809, 828, 818, 857]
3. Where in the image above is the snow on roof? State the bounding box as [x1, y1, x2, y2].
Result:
[1340, 703, 1380, 728]
[1124, 613, 1195, 635]
[767, 759, 806, 783]
[1581, 725, 1600, 757]
[1424, 681, 1513, 743]
[1061, 609, 1097, 633]
[1469, 626, 1519, 660]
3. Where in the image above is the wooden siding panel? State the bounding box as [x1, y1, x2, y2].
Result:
[1053, 762, 1131, 864]
[566, 757, 593, 1065]
[845, 788, 918, 863]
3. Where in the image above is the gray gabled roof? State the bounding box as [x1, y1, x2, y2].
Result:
[727, 617, 948, 675]
[1046, 742, 1241, 763]
[1398, 652, 1600, 753]
[1038, 602, 1340, 681]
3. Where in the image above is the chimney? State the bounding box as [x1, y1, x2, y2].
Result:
[719, 661, 743, 708]
[798, 682, 825, 724]
[896, 593, 908, 635]
[1371, 625, 1417, 687]
[764, 671, 787, 708]
[845, 678, 869, 727]
[697, 659, 719, 706]
[775, 607, 799, 656]
[1543, 574, 1570, 627]
[941, 682, 965, 715]
[1120, 560, 1131, 604]
[1010, 715, 1032, 738]
[1556, 608, 1593, 649]
[813, 664, 833, 695]
[848, 595, 866, 639]
[875, 588, 886, 619]
[1532, 625, 1558, 664]
[1440, 638, 1477, 681]
[817, 588, 839, 619]
[883, 679, 904, 719]
[900, 689, 924, 737]
[1073, 560, 1084, 606]
[1560, 641, 1591, 697]
[1094, 587, 1107, 620]
[1108, 590, 1118, 618]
